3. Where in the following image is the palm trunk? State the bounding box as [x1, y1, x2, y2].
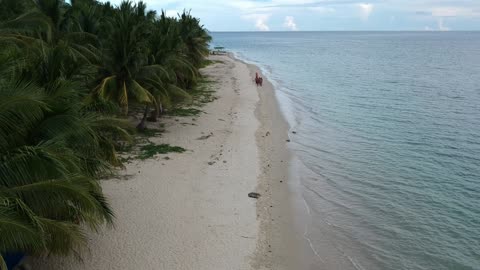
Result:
[147, 102, 163, 122]
[122, 104, 129, 116]
[136, 105, 149, 131]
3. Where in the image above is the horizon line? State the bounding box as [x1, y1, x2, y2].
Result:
[209, 30, 480, 33]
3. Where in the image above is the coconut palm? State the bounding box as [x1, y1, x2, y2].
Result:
[93, 1, 160, 115]
[0, 81, 128, 266]
[0, 0, 100, 90]
[1, 0, 97, 46]
[141, 12, 196, 122]
[178, 11, 212, 69]
[0, 0, 32, 22]
[0, 47, 129, 266]
[0, 0, 212, 266]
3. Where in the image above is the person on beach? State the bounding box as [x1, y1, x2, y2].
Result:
[255, 72, 263, 87]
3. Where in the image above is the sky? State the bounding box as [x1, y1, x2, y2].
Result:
[101, 0, 480, 31]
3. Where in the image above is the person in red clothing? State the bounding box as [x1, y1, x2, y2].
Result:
[255, 72, 263, 86]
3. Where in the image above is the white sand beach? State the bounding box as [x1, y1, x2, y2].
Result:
[30, 55, 303, 270]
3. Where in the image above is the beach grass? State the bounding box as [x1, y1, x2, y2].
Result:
[165, 76, 217, 116]
[138, 127, 164, 137]
[166, 108, 203, 116]
[137, 143, 186, 160]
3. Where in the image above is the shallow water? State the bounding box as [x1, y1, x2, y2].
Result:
[212, 32, 480, 270]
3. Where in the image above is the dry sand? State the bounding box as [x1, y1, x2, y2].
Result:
[31, 55, 305, 270]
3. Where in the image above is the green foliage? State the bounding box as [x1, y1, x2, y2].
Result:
[0, 0, 211, 264]
[201, 59, 223, 67]
[166, 108, 203, 117]
[0, 75, 125, 261]
[91, 4, 212, 118]
[137, 143, 186, 160]
[0, 0, 27, 21]
[138, 128, 164, 138]
[191, 78, 217, 106]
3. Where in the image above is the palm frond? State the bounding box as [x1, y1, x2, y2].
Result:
[0, 0, 211, 260]
[0, 200, 46, 253]
[129, 80, 155, 104]
[0, 79, 48, 151]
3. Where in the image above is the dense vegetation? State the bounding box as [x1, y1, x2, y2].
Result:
[0, 0, 211, 267]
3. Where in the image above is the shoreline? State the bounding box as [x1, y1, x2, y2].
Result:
[30, 54, 306, 269]
[248, 59, 299, 269]
[242, 57, 315, 270]
[245, 54, 363, 270]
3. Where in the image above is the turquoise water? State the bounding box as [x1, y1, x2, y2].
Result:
[212, 32, 480, 270]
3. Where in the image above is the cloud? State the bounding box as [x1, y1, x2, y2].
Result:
[283, 16, 298, 31]
[98, 0, 480, 31]
[357, 3, 373, 20]
[431, 7, 480, 18]
[256, 20, 270, 31]
[424, 19, 451, 31]
[437, 18, 450, 31]
[243, 14, 271, 31]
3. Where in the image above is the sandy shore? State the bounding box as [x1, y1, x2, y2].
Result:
[30, 55, 304, 270]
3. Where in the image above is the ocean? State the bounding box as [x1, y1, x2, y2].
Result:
[211, 32, 480, 270]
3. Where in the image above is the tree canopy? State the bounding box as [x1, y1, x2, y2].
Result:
[0, 0, 211, 267]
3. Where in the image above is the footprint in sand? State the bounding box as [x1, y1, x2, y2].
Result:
[197, 132, 214, 140]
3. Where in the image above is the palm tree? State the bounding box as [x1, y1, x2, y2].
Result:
[0, 0, 212, 265]
[0, 40, 129, 266]
[0, 0, 100, 88]
[142, 12, 196, 122]
[0, 76, 124, 266]
[0, 0, 33, 22]
[178, 11, 212, 70]
[93, 1, 159, 116]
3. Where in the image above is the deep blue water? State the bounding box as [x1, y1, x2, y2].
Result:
[212, 32, 480, 270]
